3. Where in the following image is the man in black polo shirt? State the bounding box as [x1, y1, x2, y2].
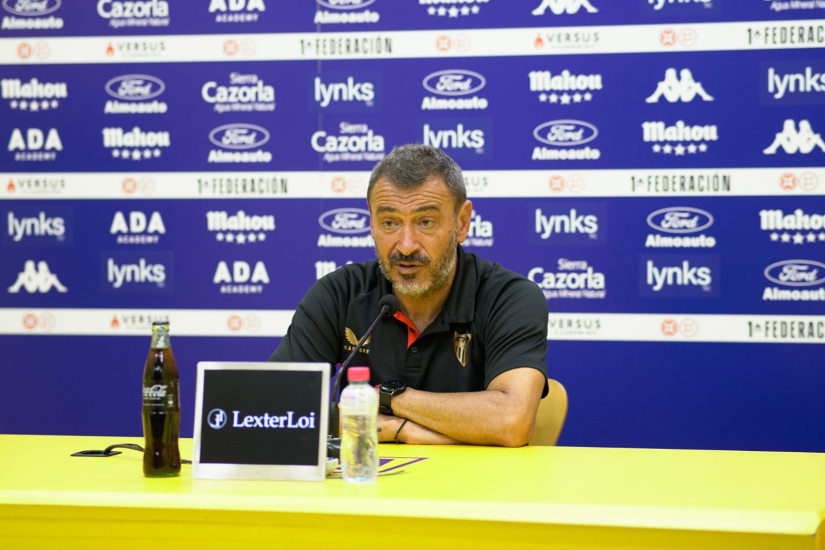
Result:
[270, 144, 548, 446]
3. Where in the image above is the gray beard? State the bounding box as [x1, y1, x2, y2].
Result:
[377, 230, 458, 298]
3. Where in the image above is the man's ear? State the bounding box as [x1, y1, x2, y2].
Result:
[457, 200, 472, 243]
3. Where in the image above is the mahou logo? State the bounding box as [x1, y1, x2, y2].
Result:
[422, 70, 488, 111]
[1, 0, 64, 30]
[97, 0, 170, 29]
[529, 258, 606, 300]
[110, 210, 166, 244]
[763, 259, 825, 302]
[532, 0, 598, 15]
[312, 122, 385, 164]
[314, 0, 379, 24]
[214, 260, 270, 294]
[208, 123, 272, 163]
[532, 120, 601, 161]
[207, 210, 275, 245]
[202, 73, 275, 113]
[645, 206, 716, 248]
[642, 120, 718, 155]
[529, 70, 601, 105]
[7, 127, 62, 162]
[208, 0, 266, 23]
[2, 78, 67, 111]
[760, 208, 825, 245]
[103, 126, 170, 161]
[104, 74, 167, 114]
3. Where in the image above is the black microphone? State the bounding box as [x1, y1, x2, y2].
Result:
[327, 294, 400, 459]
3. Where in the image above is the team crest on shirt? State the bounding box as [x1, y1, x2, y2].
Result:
[344, 327, 371, 354]
[454, 332, 472, 367]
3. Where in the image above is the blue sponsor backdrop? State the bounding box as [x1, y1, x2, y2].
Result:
[1, 2, 825, 452]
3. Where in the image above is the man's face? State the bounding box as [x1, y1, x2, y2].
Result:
[369, 177, 471, 298]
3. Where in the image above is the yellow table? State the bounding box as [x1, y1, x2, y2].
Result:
[1, 435, 824, 549]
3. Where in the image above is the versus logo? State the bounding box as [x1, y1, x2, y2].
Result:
[97, 0, 170, 29]
[421, 69, 488, 110]
[645, 206, 716, 248]
[1, 0, 64, 30]
[640, 254, 718, 297]
[8, 127, 62, 162]
[4, 208, 70, 246]
[202, 73, 275, 113]
[762, 61, 825, 105]
[208, 123, 272, 163]
[532, 120, 600, 161]
[532, 0, 598, 15]
[2, 78, 67, 111]
[311, 72, 378, 111]
[531, 203, 606, 246]
[207, 408, 316, 430]
[529, 258, 606, 300]
[7, 260, 67, 293]
[314, 0, 379, 24]
[110, 210, 166, 244]
[208, 0, 266, 23]
[214, 260, 270, 294]
[103, 252, 171, 291]
[317, 207, 373, 247]
[104, 74, 167, 114]
[763, 259, 825, 301]
[207, 210, 275, 245]
[312, 122, 385, 163]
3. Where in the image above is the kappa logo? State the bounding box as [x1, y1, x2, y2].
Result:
[764, 120, 825, 155]
[8, 260, 67, 293]
[315, 0, 379, 24]
[214, 260, 270, 294]
[97, 0, 170, 29]
[110, 211, 166, 244]
[454, 332, 472, 367]
[763, 259, 825, 302]
[202, 73, 275, 113]
[207, 210, 275, 245]
[312, 122, 385, 163]
[529, 259, 606, 300]
[344, 327, 371, 354]
[209, 0, 265, 23]
[645, 207, 716, 248]
[642, 120, 718, 155]
[2, 0, 64, 30]
[532, 120, 601, 161]
[532, 0, 597, 15]
[104, 74, 167, 114]
[761, 208, 825, 245]
[529, 70, 601, 105]
[423, 0, 486, 17]
[3, 78, 66, 111]
[646, 68, 714, 103]
[7, 127, 62, 162]
[103, 126, 169, 161]
[208, 123, 272, 163]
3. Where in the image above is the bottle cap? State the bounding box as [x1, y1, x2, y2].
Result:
[347, 366, 370, 382]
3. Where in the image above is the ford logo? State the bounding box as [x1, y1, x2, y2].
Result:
[316, 0, 375, 10]
[422, 69, 486, 97]
[209, 123, 270, 150]
[105, 74, 165, 101]
[764, 259, 825, 287]
[318, 208, 371, 234]
[647, 207, 714, 234]
[533, 120, 598, 147]
[3, 0, 61, 16]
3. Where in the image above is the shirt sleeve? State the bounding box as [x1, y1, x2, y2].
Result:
[268, 275, 343, 365]
[481, 278, 549, 395]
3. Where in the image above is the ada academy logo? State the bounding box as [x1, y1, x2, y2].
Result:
[208, 0, 266, 23]
[2, 0, 64, 30]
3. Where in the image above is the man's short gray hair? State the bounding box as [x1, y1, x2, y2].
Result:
[368, 144, 467, 212]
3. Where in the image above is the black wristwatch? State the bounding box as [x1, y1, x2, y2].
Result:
[378, 380, 406, 415]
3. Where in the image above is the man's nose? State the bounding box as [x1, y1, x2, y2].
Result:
[395, 224, 420, 256]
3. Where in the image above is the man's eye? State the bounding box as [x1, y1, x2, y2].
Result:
[420, 219, 434, 228]
[382, 220, 396, 228]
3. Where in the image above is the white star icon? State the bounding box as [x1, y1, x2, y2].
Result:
[652, 144, 661, 153]
[688, 144, 698, 154]
[29, 101, 39, 112]
[438, 6, 446, 15]
[112, 150, 120, 158]
[216, 233, 224, 241]
[236, 233, 247, 244]
[770, 232, 779, 241]
[793, 233, 804, 244]
[781, 233, 791, 243]
[51, 100, 58, 108]
[539, 93, 547, 102]
[472, 5, 480, 13]
[10, 100, 17, 109]
[675, 144, 686, 155]
[584, 92, 592, 101]
[247, 233, 257, 243]
[428, 6, 435, 14]
[573, 93, 582, 103]
[699, 143, 708, 152]
[663, 144, 673, 154]
[258, 232, 266, 241]
[560, 93, 571, 105]
[131, 150, 141, 161]
[121, 149, 130, 157]
[143, 149, 152, 159]
[460, 6, 470, 15]
[819, 233, 825, 241]
[448, 6, 459, 17]
[42, 100, 49, 109]
[226, 233, 235, 242]
[548, 93, 558, 103]
[19, 100, 27, 110]
[807, 233, 817, 243]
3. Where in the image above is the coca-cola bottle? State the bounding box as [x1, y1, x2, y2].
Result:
[142, 321, 181, 477]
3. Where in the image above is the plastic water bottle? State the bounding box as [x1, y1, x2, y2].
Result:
[340, 366, 378, 483]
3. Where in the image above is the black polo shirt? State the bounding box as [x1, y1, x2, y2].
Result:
[269, 246, 548, 395]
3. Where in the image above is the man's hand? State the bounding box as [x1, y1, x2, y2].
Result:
[377, 413, 464, 445]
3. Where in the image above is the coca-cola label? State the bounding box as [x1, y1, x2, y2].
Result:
[143, 381, 179, 408]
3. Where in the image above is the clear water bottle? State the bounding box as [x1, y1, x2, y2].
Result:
[340, 366, 378, 483]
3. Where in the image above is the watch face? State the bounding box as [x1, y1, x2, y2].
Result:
[382, 380, 406, 392]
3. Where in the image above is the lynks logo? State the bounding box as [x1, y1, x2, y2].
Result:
[104, 74, 167, 114]
[208, 123, 272, 163]
[421, 70, 488, 111]
[640, 254, 718, 297]
[315, 0, 379, 24]
[312, 72, 377, 110]
[2, 0, 64, 30]
[647, 0, 712, 11]
[5, 209, 69, 245]
[763, 259, 825, 301]
[646, 207, 716, 248]
[532, 203, 606, 246]
[423, 121, 488, 158]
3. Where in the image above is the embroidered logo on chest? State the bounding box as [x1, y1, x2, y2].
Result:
[454, 332, 472, 367]
[344, 327, 370, 354]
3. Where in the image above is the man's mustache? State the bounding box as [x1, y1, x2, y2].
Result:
[388, 252, 431, 265]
